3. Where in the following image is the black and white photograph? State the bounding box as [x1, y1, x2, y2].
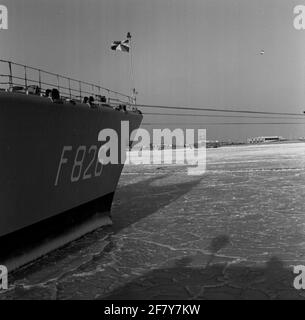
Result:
[0, 0, 305, 304]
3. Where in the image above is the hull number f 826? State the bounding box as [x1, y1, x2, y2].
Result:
[55, 145, 103, 186]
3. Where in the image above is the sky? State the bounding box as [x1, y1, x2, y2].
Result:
[1, 0, 305, 140]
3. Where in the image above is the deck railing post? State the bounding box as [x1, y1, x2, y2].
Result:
[79, 81, 82, 100]
[57, 75, 60, 92]
[8, 61, 13, 89]
[24, 66, 28, 88]
[68, 78, 72, 99]
[38, 70, 42, 89]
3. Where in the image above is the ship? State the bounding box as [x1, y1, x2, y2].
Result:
[0, 59, 143, 270]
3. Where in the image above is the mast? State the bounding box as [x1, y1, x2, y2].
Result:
[127, 32, 137, 104]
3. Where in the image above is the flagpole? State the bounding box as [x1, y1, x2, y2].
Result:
[127, 32, 136, 104]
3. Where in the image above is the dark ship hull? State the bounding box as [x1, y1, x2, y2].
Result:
[0, 91, 142, 269]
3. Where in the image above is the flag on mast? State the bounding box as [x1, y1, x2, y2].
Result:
[111, 33, 131, 52]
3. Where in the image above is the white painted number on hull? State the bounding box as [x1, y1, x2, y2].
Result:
[55, 145, 103, 186]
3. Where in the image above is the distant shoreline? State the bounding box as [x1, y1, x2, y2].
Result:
[130, 140, 305, 152]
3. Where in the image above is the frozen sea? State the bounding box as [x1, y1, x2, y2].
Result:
[1, 142, 305, 300]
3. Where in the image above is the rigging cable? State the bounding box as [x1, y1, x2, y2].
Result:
[143, 112, 305, 120]
[136, 104, 305, 117]
[142, 122, 305, 126]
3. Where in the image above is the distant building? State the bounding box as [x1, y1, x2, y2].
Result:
[247, 136, 284, 144]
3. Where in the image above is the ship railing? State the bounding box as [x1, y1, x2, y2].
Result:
[0, 59, 136, 107]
